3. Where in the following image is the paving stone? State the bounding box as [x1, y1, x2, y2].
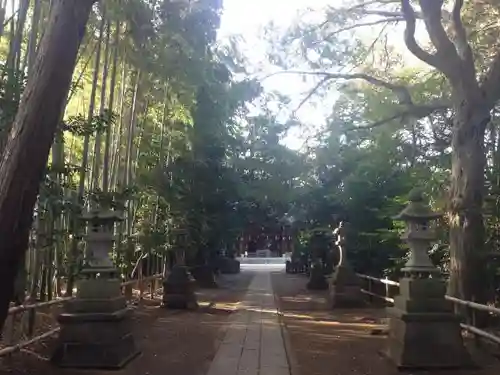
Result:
[223, 327, 247, 345]
[236, 369, 258, 375]
[238, 348, 259, 371]
[206, 357, 239, 375]
[260, 366, 290, 375]
[215, 343, 243, 360]
[205, 271, 290, 375]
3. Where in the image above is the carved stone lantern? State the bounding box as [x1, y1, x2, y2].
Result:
[80, 209, 122, 277]
[52, 207, 139, 369]
[395, 189, 441, 276]
[386, 189, 471, 369]
[162, 228, 198, 309]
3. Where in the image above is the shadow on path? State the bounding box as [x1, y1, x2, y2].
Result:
[272, 271, 500, 375]
[0, 271, 254, 375]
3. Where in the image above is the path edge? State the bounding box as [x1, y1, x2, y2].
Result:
[200, 273, 251, 375]
[274, 285, 300, 375]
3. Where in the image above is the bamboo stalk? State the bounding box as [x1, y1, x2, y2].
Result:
[8, 296, 73, 315]
[0, 327, 60, 357]
[8, 274, 165, 315]
[356, 273, 500, 316]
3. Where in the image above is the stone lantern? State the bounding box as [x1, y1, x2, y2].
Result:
[395, 190, 442, 276]
[162, 229, 198, 309]
[386, 189, 471, 368]
[329, 221, 363, 308]
[80, 209, 121, 277]
[52, 208, 139, 369]
[306, 229, 329, 290]
[238, 235, 245, 256]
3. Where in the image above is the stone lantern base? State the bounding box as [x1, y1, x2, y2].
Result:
[190, 264, 218, 288]
[306, 262, 328, 290]
[329, 264, 364, 308]
[386, 277, 472, 369]
[51, 278, 139, 369]
[162, 265, 198, 309]
[218, 257, 240, 274]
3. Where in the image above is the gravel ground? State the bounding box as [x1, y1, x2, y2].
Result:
[0, 271, 254, 375]
[271, 271, 500, 375]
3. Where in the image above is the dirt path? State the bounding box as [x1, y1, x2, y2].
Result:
[0, 271, 254, 375]
[272, 271, 500, 375]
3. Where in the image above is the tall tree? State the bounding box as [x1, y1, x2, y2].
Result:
[0, 0, 98, 332]
[269, 0, 500, 303]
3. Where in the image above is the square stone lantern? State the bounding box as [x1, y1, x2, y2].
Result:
[386, 189, 471, 369]
[162, 228, 198, 309]
[52, 208, 139, 369]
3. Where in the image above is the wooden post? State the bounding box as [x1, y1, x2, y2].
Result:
[138, 264, 144, 302]
[368, 278, 373, 303]
[385, 277, 390, 306]
[149, 276, 154, 298]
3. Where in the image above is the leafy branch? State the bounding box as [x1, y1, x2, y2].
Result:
[263, 70, 449, 129]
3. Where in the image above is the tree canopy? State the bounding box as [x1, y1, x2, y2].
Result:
[1, 0, 500, 332]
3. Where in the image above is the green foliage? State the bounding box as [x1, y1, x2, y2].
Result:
[64, 110, 118, 136]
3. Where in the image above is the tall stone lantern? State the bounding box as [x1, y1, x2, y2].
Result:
[52, 208, 139, 369]
[386, 189, 470, 368]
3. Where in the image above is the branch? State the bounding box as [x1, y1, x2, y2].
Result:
[418, 0, 462, 77]
[262, 70, 449, 141]
[451, 0, 473, 65]
[345, 103, 449, 131]
[419, 0, 455, 51]
[292, 76, 331, 116]
[296, 101, 447, 151]
[263, 70, 414, 105]
[362, 9, 417, 17]
[347, 0, 399, 11]
[400, 0, 443, 70]
[318, 17, 404, 42]
[481, 51, 500, 108]
[345, 112, 406, 132]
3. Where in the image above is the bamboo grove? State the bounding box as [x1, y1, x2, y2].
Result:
[0, 0, 264, 329]
[4, 0, 500, 338]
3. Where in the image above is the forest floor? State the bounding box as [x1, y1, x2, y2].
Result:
[271, 272, 500, 375]
[0, 271, 253, 375]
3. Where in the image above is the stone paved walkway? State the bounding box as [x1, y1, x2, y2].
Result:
[206, 271, 290, 375]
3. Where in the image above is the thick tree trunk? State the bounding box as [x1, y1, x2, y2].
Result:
[0, 0, 96, 333]
[448, 104, 490, 308]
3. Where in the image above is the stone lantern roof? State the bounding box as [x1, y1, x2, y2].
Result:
[394, 188, 442, 222]
[81, 208, 124, 223]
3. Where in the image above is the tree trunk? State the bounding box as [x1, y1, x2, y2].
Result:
[0, 0, 96, 333]
[103, 20, 120, 193]
[27, 0, 42, 78]
[448, 104, 490, 310]
[91, 12, 108, 191]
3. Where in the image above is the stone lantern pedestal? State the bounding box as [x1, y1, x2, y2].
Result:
[190, 264, 218, 288]
[330, 265, 363, 307]
[306, 259, 329, 290]
[306, 230, 328, 290]
[52, 209, 139, 369]
[163, 265, 198, 309]
[329, 222, 364, 308]
[386, 190, 471, 369]
[162, 230, 198, 309]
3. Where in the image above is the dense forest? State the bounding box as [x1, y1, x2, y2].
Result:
[0, 0, 499, 334]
